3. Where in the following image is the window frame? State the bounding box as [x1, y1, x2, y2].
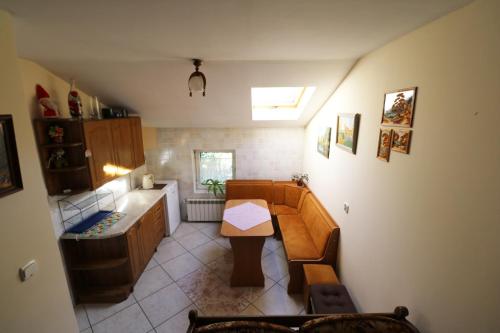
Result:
[251, 87, 306, 109]
[193, 149, 236, 193]
[251, 86, 316, 121]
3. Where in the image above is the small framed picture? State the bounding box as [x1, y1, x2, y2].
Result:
[376, 128, 393, 162]
[317, 127, 332, 158]
[0, 115, 23, 198]
[336, 113, 360, 154]
[392, 128, 412, 154]
[381, 87, 417, 127]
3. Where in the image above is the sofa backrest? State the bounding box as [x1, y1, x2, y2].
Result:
[284, 185, 309, 209]
[225, 179, 274, 204]
[299, 193, 339, 258]
[272, 181, 296, 205]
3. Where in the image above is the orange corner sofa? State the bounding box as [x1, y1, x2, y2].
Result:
[225, 179, 340, 294]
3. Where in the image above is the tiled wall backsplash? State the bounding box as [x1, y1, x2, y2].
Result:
[48, 165, 147, 237]
[145, 128, 304, 218]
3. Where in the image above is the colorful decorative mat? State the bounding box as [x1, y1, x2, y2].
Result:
[82, 211, 126, 237]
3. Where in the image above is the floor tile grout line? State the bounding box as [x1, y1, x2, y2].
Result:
[87, 301, 138, 329]
[80, 304, 92, 332]
[154, 238, 191, 265]
[171, 224, 200, 241]
[174, 226, 213, 242]
[175, 233, 213, 252]
[159, 257, 207, 283]
[148, 301, 197, 330]
[132, 293, 156, 332]
[135, 278, 179, 304]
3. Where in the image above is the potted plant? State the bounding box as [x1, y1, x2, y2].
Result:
[292, 173, 309, 187]
[202, 179, 225, 197]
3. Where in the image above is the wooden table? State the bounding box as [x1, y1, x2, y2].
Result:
[220, 199, 274, 287]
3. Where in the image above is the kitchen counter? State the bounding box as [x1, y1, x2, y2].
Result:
[61, 187, 166, 240]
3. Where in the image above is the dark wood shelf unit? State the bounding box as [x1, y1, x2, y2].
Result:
[33, 118, 91, 195]
[34, 118, 87, 146]
[46, 165, 88, 173]
[76, 284, 133, 303]
[71, 257, 129, 271]
[41, 142, 84, 148]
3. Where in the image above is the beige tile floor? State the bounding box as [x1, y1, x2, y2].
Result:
[74, 222, 304, 333]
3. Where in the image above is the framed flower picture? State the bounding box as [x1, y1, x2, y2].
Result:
[0, 115, 23, 198]
[336, 113, 360, 154]
[392, 128, 412, 154]
[376, 128, 393, 162]
[381, 87, 417, 127]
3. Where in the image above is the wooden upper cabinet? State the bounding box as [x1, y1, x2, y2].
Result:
[130, 117, 145, 167]
[110, 119, 135, 171]
[83, 120, 116, 189]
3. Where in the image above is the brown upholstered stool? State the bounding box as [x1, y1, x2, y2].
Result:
[303, 264, 339, 313]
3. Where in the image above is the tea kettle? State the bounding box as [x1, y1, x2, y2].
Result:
[142, 174, 155, 189]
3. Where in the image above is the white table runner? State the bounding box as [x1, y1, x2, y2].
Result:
[223, 202, 271, 231]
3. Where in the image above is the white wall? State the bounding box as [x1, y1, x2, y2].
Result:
[0, 11, 78, 333]
[146, 127, 304, 217]
[303, 1, 500, 332]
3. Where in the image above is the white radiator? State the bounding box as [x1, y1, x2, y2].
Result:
[186, 198, 225, 222]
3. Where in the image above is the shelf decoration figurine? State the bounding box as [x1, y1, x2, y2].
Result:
[48, 125, 64, 144]
[68, 79, 83, 118]
[47, 149, 69, 169]
[36, 84, 59, 118]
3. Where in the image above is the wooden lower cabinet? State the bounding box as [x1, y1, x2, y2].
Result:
[62, 196, 166, 304]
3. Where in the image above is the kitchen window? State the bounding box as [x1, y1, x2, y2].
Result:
[194, 150, 235, 192]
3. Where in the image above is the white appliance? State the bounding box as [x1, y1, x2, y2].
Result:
[142, 174, 155, 189]
[155, 180, 181, 235]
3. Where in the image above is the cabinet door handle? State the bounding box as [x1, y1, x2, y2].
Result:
[85, 149, 92, 158]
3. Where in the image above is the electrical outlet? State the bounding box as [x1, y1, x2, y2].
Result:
[343, 202, 349, 214]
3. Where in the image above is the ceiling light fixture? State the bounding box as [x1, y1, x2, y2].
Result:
[188, 59, 206, 97]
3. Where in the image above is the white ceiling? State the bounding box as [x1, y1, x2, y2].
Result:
[1, 0, 470, 127]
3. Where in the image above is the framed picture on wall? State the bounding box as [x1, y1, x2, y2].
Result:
[336, 113, 360, 154]
[376, 128, 393, 162]
[317, 127, 332, 158]
[391, 128, 412, 154]
[381, 87, 417, 127]
[0, 115, 23, 198]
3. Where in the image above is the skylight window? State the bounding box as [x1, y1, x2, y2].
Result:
[251, 87, 316, 121]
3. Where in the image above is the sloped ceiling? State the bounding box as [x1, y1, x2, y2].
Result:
[1, 0, 471, 127]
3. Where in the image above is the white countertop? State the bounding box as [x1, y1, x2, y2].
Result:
[61, 187, 166, 240]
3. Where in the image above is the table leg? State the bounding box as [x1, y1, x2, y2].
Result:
[229, 236, 265, 287]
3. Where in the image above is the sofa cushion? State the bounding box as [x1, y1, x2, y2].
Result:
[310, 284, 357, 314]
[299, 194, 333, 257]
[278, 215, 321, 260]
[273, 204, 298, 216]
